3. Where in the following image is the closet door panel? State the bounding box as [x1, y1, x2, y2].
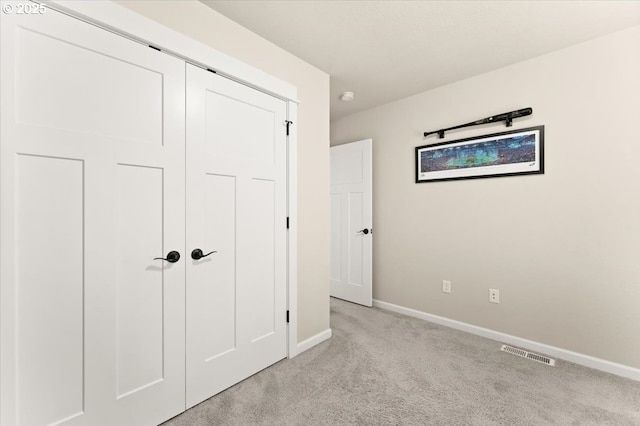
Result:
[14, 24, 163, 146]
[115, 165, 165, 398]
[14, 155, 85, 426]
[186, 64, 288, 408]
[201, 174, 237, 360]
[204, 90, 275, 162]
[1, 6, 185, 426]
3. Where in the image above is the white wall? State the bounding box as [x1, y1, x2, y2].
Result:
[331, 26, 640, 369]
[118, 1, 330, 342]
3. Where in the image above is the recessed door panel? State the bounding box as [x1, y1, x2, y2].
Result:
[246, 179, 276, 342]
[330, 194, 343, 282]
[348, 192, 364, 287]
[115, 165, 164, 398]
[16, 155, 85, 426]
[203, 174, 237, 361]
[15, 26, 163, 145]
[331, 151, 363, 185]
[205, 90, 275, 163]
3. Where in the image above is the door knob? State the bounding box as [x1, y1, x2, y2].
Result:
[357, 228, 370, 235]
[154, 250, 180, 263]
[191, 248, 217, 260]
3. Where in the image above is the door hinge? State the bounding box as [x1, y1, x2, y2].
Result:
[286, 217, 289, 229]
[285, 120, 293, 136]
[286, 310, 290, 323]
[149, 45, 161, 52]
[206, 68, 217, 74]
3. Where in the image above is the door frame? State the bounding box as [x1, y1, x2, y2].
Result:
[40, 0, 300, 357]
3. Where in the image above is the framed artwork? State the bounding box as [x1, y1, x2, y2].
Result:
[416, 126, 544, 183]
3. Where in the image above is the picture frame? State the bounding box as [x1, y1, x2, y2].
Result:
[415, 126, 544, 183]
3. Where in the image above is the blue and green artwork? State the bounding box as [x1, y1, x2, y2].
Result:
[420, 134, 536, 173]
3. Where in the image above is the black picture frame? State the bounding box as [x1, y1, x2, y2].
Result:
[415, 126, 544, 183]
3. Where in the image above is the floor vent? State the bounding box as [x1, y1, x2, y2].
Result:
[501, 345, 556, 366]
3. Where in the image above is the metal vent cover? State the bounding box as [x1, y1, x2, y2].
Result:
[501, 344, 556, 366]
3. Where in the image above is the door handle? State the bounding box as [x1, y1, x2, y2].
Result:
[154, 250, 181, 263]
[357, 228, 370, 235]
[191, 248, 217, 260]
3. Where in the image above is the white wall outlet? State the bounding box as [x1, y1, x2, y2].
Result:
[442, 280, 451, 294]
[489, 289, 500, 304]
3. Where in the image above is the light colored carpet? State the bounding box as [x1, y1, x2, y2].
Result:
[164, 298, 640, 425]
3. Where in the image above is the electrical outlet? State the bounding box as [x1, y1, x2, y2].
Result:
[442, 280, 451, 294]
[489, 289, 500, 304]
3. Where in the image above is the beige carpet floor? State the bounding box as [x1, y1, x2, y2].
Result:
[164, 297, 640, 425]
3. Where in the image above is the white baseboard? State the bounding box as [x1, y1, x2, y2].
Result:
[373, 299, 640, 382]
[293, 328, 332, 357]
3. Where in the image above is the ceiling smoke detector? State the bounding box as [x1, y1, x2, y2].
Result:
[339, 91, 355, 102]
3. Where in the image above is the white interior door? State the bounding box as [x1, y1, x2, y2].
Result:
[330, 139, 373, 307]
[185, 64, 288, 408]
[1, 6, 186, 425]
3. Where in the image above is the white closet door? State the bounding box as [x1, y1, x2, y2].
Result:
[185, 64, 288, 408]
[1, 6, 185, 426]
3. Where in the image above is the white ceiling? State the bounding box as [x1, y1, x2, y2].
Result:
[202, 1, 640, 122]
